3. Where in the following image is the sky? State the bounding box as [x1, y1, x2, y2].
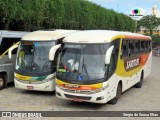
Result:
[89, 0, 160, 17]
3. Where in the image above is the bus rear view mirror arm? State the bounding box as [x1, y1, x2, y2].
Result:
[8, 45, 19, 59]
[105, 45, 114, 65]
[49, 44, 61, 61]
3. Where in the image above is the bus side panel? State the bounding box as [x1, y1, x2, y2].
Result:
[0, 37, 20, 84]
[106, 74, 120, 102]
[143, 52, 152, 79]
[116, 38, 152, 92]
[114, 38, 133, 92]
[0, 55, 16, 83]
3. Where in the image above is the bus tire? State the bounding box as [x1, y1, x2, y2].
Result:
[109, 82, 122, 105]
[135, 72, 143, 88]
[0, 76, 6, 90]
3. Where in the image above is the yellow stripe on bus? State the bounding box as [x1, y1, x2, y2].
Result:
[0, 41, 20, 59]
[15, 73, 31, 80]
[111, 35, 125, 42]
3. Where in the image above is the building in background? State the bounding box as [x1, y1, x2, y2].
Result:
[139, 26, 160, 36]
[138, 4, 160, 36]
[152, 5, 158, 17]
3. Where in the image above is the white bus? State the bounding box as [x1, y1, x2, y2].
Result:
[0, 30, 29, 90]
[9, 30, 78, 91]
[49, 30, 152, 104]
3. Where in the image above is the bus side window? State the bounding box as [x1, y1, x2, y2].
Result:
[108, 39, 120, 78]
[135, 40, 140, 55]
[129, 40, 134, 56]
[0, 38, 20, 55]
[122, 40, 128, 58]
[144, 41, 147, 52]
[149, 41, 152, 52]
[145, 41, 148, 53]
[108, 54, 115, 77]
[141, 41, 144, 53]
[146, 41, 149, 52]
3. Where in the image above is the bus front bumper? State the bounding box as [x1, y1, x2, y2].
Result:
[55, 86, 108, 104]
[14, 78, 55, 91]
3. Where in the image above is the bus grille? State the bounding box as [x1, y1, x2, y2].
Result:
[64, 94, 92, 100]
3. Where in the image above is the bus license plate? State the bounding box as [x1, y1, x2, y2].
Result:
[73, 98, 82, 102]
[27, 86, 33, 90]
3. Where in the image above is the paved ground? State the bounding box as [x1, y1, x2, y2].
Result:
[0, 56, 160, 119]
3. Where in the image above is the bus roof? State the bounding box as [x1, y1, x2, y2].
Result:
[63, 30, 151, 43]
[0, 30, 29, 38]
[22, 30, 78, 41]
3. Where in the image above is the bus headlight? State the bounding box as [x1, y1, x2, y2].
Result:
[94, 84, 109, 93]
[43, 74, 56, 83]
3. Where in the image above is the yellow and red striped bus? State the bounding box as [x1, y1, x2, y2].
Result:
[50, 30, 152, 104]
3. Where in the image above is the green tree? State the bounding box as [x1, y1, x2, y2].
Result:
[10, 0, 46, 30]
[0, 0, 18, 29]
[0, 0, 136, 31]
[151, 35, 160, 46]
[137, 15, 160, 35]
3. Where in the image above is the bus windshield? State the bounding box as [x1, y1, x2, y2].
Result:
[57, 43, 110, 84]
[15, 41, 55, 76]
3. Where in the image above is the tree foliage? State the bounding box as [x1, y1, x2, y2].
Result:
[137, 15, 160, 35]
[0, 0, 136, 31]
[151, 35, 160, 46]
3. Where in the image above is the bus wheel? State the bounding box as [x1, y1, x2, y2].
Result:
[135, 72, 143, 88]
[109, 83, 122, 105]
[0, 76, 5, 90]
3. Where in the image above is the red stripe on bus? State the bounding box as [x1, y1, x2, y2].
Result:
[139, 53, 150, 66]
[125, 35, 151, 40]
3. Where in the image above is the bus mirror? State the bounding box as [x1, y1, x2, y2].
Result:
[105, 45, 114, 65]
[8, 45, 19, 59]
[49, 44, 61, 61]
